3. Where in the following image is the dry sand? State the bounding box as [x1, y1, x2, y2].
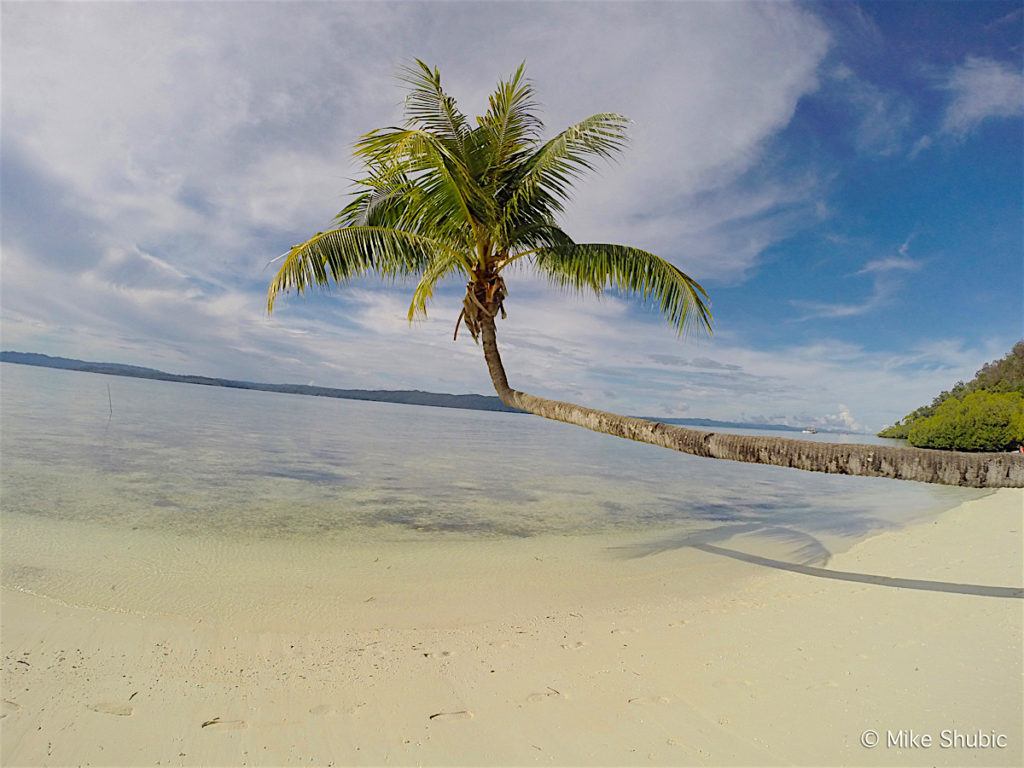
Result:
[2, 489, 1021, 766]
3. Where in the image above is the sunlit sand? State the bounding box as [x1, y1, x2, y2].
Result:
[3, 490, 1020, 766]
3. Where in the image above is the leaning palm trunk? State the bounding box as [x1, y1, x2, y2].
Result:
[481, 317, 1023, 489]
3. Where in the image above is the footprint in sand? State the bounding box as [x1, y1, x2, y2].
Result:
[627, 695, 672, 706]
[1, 700, 21, 719]
[201, 717, 248, 730]
[428, 710, 473, 721]
[309, 704, 338, 717]
[559, 641, 586, 651]
[88, 702, 134, 717]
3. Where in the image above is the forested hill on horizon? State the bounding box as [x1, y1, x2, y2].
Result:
[1, 351, 838, 433]
[0, 351, 517, 414]
[879, 341, 1024, 451]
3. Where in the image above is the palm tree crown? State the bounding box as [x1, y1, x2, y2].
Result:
[267, 60, 712, 341]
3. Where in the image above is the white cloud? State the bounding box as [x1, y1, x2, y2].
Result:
[827, 404, 862, 432]
[790, 285, 894, 320]
[794, 235, 924, 320]
[830, 65, 913, 156]
[908, 134, 933, 159]
[942, 56, 1024, 136]
[898, 236, 912, 257]
[856, 256, 921, 275]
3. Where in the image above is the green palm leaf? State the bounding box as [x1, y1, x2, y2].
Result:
[500, 113, 630, 226]
[407, 250, 473, 320]
[533, 243, 712, 335]
[266, 227, 457, 312]
[356, 127, 495, 232]
[333, 163, 416, 228]
[478, 62, 542, 179]
[399, 59, 473, 166]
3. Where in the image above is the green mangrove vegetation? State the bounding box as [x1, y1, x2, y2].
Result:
[879, 342, 1024, 451]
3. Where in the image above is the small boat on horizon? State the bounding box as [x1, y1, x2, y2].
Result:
[802, 427, 818, 434]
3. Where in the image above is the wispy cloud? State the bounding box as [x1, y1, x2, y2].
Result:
[856, 236, 923, 275]
[794, 235, 922, 319]
[790, 283, 895, 320]
[984, 7, 1024, 31]
[855, 257, 922, 275]
[829, 64, 913, 156]
[941, 56, 1024, 136]
[907, 134, 933, 159]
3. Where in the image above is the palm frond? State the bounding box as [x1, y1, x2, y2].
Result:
[407, 250, 473, 320]
[500, 221, 575, 264]
[501, 113, 630, 224]
[333, 163, 416, 228]
[399, 59, 472, 166]
[356, 127, 495, 230]
[478, 62, 542, 179]
[267, 227, 455, 312]
[533, 243, 712, 335]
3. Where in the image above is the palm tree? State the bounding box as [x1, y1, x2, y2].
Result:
[267, 61, 1021, 489]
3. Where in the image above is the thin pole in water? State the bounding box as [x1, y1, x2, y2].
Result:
[107, 383, 113, 417]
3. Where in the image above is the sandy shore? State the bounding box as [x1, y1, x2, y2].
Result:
[2, 489, 1021, 766]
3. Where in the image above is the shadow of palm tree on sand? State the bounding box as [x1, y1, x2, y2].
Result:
[611, 522, 1023, 600]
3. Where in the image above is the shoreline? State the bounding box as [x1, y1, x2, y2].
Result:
[2, 490, 1021, 766]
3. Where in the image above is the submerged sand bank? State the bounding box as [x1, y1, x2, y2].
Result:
[2, 490, 1021, 766]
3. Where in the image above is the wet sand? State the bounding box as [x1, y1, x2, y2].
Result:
[2, 489, 1021, 766]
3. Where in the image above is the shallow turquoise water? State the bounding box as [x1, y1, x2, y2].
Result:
[0, 362, 980, 552]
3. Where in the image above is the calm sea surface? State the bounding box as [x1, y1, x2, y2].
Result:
[1, 362, 981, 548]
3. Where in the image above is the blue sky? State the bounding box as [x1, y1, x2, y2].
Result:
[1, 1, 1021, 431]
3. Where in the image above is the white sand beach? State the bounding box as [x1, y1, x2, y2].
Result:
[2, 489, 1021, 767]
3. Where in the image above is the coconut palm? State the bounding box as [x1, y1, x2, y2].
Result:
[267, 61, 1021, 489]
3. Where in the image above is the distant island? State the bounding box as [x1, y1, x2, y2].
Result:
[878, 341, 1024, 451]
[1, 351, 517, 413]
[2, 350, 832, 432]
